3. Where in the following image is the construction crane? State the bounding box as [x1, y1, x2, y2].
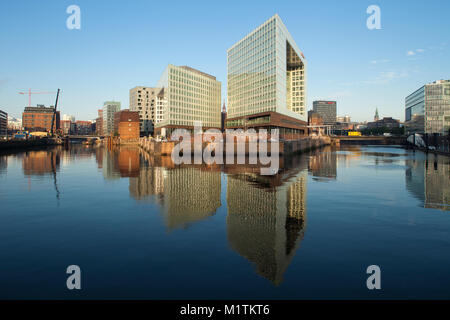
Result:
[50, 89, 61, 137]
[18, 89, 56, 107]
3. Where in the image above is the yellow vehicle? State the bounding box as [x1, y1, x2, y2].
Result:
[29, 131, 49, 138]
[348, 131, 362, 136]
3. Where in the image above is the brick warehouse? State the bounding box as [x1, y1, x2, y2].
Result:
[22, 105, 60, 132]
[114, 110, 140, 141]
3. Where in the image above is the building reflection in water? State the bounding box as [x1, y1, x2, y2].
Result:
[308, 146, 337, 181]
[0, 154, 7, 176]
[225, 157, 308, 285]
[22, 150, 61, 176]
[130, 150, 221, 231]
[99, 146, 141, 180]
[127, 148, 311, 284]
[20, 146, 103, 200]
[406, 152, 450, 211]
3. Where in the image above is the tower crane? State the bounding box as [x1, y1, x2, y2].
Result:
[18, 89, 56, 107]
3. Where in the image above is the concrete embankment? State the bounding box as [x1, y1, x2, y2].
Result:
[283, 136, 331, 154]
[139, 136, 331, 156]
[0, 138, 63, 151]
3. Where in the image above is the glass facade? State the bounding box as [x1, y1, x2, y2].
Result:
[425, 80, 450, 134]
[312, 101, 337, 125]
[0, 110, 7, 138]
[405, 80, 450, 134]
[227, 14, 307, 122]
[155, 64, 221, 133]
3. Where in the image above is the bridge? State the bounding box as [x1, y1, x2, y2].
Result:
[65, 135, 102, 142]
[332, 135, 406, 145]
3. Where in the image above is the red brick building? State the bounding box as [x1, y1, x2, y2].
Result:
[22, 105, 60, 132]
[114, 110, 140, 141]
[75, 120, 92, 135]
[308, 111, 324, 135]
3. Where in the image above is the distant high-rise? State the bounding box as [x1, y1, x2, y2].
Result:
[154, 65, 221, 137]
[226, 14, 307, 137]
[312, 101, 336, 125]
[62, 114, 75, 122]
[102, 101, 121, 136]
[0, 110, 7, 138]
[405, 80, 450, 134]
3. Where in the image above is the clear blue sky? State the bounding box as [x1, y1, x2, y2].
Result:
[0, 0, 449, 122]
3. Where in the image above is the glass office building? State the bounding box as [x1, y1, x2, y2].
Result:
[312, 101, 337, 125]
[0, 110, 7, 138]
[226, 14, 307, 136]
[405, 80, 450, 134]
[154, 64, 221, 137]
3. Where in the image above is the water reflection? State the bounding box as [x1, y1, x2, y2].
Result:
[0, 155, 6, 176]
[133, 147, 310, 284]
[406, 153, 450, 211]
[226, 169, 307, 285]
[3, 143, 448, 289]
[308, 146, 337, 181]
[22, 150, 61, 176]
[127, 149, 222, 230]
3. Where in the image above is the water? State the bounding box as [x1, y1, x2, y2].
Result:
[0, 144, 449, 299]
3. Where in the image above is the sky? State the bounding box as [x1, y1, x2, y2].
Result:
[0, 0, 449, 122]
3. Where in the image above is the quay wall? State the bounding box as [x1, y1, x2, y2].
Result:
[0, 138, 63, 151]
[139, 136, 331, 156]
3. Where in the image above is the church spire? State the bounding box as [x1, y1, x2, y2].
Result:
[374, 108, 380, 121]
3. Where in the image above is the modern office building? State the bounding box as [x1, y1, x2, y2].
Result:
[312, 101, 337, 125]
[154, 65, 221, 137]
[405, 80, 450, 134]
[22, 105, 60, 132]
[0, 110, 7, 138]
[226, 14, 307, 137]
[129, 86, 161, 136]
[102, 101, 121, 136]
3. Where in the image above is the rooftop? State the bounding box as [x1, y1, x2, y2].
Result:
[179, 65, 216, 80]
